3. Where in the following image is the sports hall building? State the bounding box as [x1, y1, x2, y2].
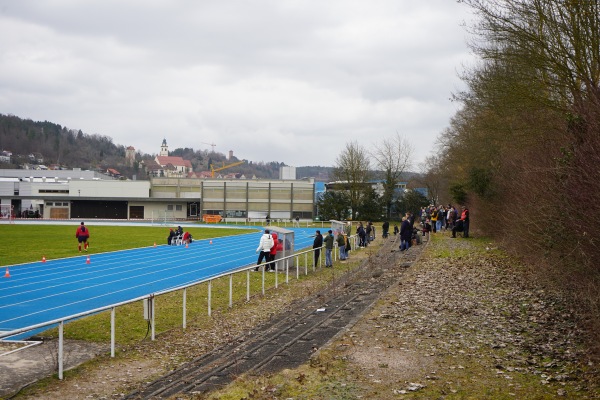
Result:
[0, 169, 315, 222]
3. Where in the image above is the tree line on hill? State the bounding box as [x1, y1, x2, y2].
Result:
[0, 113, 333, 180]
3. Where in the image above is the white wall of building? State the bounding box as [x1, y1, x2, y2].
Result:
[279, 166, 296, 180]
[69, 180, 150, 197]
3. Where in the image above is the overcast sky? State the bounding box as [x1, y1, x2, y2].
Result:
[0, 1, 474, 168]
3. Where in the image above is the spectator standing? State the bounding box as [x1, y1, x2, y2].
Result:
[382, 221, 390, 238]
[446, 206, 456, 230]
[255, 229, 274, 271]
[357, 223, 367, 247]
[461, 205, 470, 238]
[293, 216, 300, 228]
[313, 230, 323, 267]
[267, 231, 279, 271]
[436, 206, 445, 232]
[323, 230, 334, 267]
[337, 231, 347, 261]
[75, 221, 90, 252]
[399, 217, 412, 251]
[430, 207, 438, 233]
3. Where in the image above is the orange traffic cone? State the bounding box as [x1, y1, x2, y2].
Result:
[42, 256, 46, 263]
[4, 267, 10, 278]
[86, 255, 91, 264]
[154, 242, 157, 248]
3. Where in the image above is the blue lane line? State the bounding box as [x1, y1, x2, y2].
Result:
[0, 228, 320, 333]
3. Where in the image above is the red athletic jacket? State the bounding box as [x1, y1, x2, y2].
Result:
[75, 225, 90, 238]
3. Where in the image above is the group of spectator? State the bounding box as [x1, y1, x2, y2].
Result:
[311, 224, 352, 268]
[255, 229, 285, 271]
[356, 221, 376, 248]
[167, 226, 193, 245]
[419, 204, 470, 238]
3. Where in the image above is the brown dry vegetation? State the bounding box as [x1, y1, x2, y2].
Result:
[434, 0, 600, 357]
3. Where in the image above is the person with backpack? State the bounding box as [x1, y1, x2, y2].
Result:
[336, 231, 347, 261]
[75, 221, 90, 252]
[254, 229, 274, 271]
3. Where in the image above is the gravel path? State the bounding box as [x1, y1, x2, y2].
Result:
[324, 234, 600, 399]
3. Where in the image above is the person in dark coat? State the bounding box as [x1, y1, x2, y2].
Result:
[399, 217, 412, 251]
[382, 221, 390, 238]
[312, 230, 323, 266]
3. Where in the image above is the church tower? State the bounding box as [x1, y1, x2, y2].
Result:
[160, 138, 169, 156]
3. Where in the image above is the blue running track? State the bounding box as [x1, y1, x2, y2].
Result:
[0, 227, 320, 338]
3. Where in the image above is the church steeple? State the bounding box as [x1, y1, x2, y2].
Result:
[160, 138, 169, 156]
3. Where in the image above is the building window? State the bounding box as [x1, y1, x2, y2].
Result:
[167, 204, 174, 211]
[175, 205, 183, 211]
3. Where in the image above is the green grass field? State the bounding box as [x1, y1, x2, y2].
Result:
[0, 224, 255, 267]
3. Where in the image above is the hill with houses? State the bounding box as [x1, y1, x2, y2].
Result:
[0, 114, 332, 181]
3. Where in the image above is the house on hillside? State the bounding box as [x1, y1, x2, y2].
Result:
[28, 153, 44, 164]
[0, 151, 11, 163]
[155, 156, 192, 177]
[188, 171, 212, 178]
[107, 168, 121, 178]
[141, 159, 164, 177]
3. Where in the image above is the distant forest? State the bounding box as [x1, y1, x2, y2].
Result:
[0, 114, 332, 180]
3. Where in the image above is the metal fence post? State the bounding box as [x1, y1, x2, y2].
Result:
[246, 269, 250, 302]
[229, 274, 233, 308]
[58, 321, 64, 380]
[183, 288, 187, 329]
[111, 307, 115, 357]
[208, 280, 212, 316]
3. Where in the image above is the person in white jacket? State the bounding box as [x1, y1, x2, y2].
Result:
[254, 229, 274, 271]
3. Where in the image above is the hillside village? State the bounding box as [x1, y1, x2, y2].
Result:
[0, 114, 332, 181]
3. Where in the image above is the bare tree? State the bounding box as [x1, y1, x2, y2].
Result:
[332, 141, 371, 221]
[419, 155, 444, 206]
[371, 133, 414, 218]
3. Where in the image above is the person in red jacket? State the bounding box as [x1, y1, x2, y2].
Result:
[75, 221, 90, 252]
[266, 231, 278, 271]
